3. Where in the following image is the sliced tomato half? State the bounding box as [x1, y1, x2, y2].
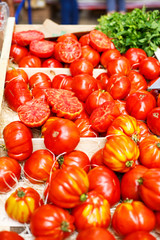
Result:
[12, 30, 45, 46]
[30, 40, 55, 58]
[89, 30, 112, 52]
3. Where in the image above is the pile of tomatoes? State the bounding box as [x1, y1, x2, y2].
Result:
[1, 28, 160, 239]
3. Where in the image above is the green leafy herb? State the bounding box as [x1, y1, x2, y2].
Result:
[96, 7, 160, 56]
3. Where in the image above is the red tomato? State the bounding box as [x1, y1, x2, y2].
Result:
[42, 58, 63, 68]
[29, 72, 51, 89]
[123, 231, 156, 240]
[12, 30, 44, 46]
[57, 150, 90, 173]
[10, 44, 28, 64]
[147, 107, 160, 136]
[139, 57, 160, 80]
[57, 33, 78, 42]
[126, 90, 156, 120]
[3, 121, 33, 161]
[70, 58, 94, 76]
[81, 45, 100, 67]
[88, 166, 121, 206]
[30, 39, 55, 58]
[155, 211, 160, 234]
[44, 118, 80, 155]
[112, 200, 156, 236]
[30, 204, 75, 239]
[72, 191, 111, 230]
[89, 29, 112, 52]
[0, 231, 24, 240]
[24, 149, 57, 183]
[19, 55, 41, 67]
[137, 120, 152, 142]
[46, 165, 89, 208]
[74, 118, 99, 137]
[79, 33, 90, 46]
[156, 90, 160, 104]
[96, 72, 109, 91]
[107, 56, 131, 76]
[5, 68, 28, 86]
[0, 157, 21, 193]
[76, 227, 116, 240]
[121, 165, 148, 201]
[100, 49, 121, 69]
[51, 74, 73, 91]
[5, 187, 43, 223]
[72, 74, 98, 102]
[107, 73, 131, 100]
[90, 148, 105, 168]
[41, 116, 60, 137]
[114, 100, 128, 115]
[89, 101, 120, 133]
[124, 48, 147, 69]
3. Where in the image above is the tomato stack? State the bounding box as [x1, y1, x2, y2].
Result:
[1, 28, 160, 239]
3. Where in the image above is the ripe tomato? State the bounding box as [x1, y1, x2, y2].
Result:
[5, 187, 43, 223]
[126, 90, 156, 120]
[19, 55, 41, 67]
[44, 118, 80, 155]
[42, 58, 63, 67]
[70, 58, 94, 76]
[81, 45, 100, 67]
[123, 231, 156, 240]
[12, 30, 44, 46]
[76, 227, 116, 240]
[30, 39, 55, 58]
[107, 73, 131, 100]
[96, 72, 109, 91]
[57, 150, 90, 173]
[0, 157, 21, 193]
[139, 57, 160, 80]
[103, 135, 139, 172]
[10, 43, 28, 64]
[79, 33, 90, 46]
[89, 30, 112, 52]
[137, 120, 152, 142]
[112, 200, 156, 236]
[90, 148, 105, 168]
[100, 49, 121, 69]
[30, 204, 75, 239]
[74, 118, 99, 137]
[147, 107, 160, 136]
[88, 166, 120, 206]
[72, 74, 98, 102]
[124, 48, 147, 69]
[57, 33, 78, 42]
[121, 165, 148, 201]
[72, 191, 111, 230]
[127, 70, 147, 96]
[29, 72, 51, 89]
[5, 68, 28, 86]
[114, 100, 128, 115]
[3, 121, 33, 161]
[51, 74, 73, 91]
[41, 116, 59, 137]
[0, 231, 24, 240]
[107, 56, 131, 76]
[24, 149, 57, 183]
[46, 165, 89, 208]
[155, 211, 160, 234]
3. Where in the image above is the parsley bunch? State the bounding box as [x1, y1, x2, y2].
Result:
[96, 7, 160, 56]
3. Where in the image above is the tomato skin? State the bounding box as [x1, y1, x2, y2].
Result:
[81, 45, 100, 67]
[96, 72, 110, 91]
[76, 227, 116, 240]
[89, 30, 112, 52]
[0, 231, 24, 240]
[24, 149, 57, 183]
[137, 120, 152, 142]
[3, 121, 33, 161]
[79, 33, 90, 46]
[30, 204, 75, 239]
[5, 68, 28, 86]
[5, 187, 43, 223]
[74, 118, 99, 137]
[29, 72, 51, 89]
[19, 55, 41, 67]
[123, 231, 156, 240]
[10, 44, 28, 64]
[0, 157, 21, 193]
[70, 58, 94, 76]
[124, 48, 147, 69]
[121, 165, 148, 201]
[147, 107, 160, 136]
[47, 165, 89, 208]
[90, 148, 105, 168]
[127, 70, 147, 96]
[126, 90, 156, 120]
[139, 57, 160, 80]
[41, 116, 60, 137]
[51, 74, 73, 91]
[44, 118, 80, 155]
[42, 58, 63, 68]
[100, 49, 121, 69]
[107, 56, 131, 76]
[155, 211, 160, 234]
[112, 200, 156, 236]
[57, 150, 90, 173]
[88, 166, 120, 206]
[114, 100, 128, 115]
[72, 191, 111, 230]
[103, 135, 139, 172]
[57, 33, 78, 42]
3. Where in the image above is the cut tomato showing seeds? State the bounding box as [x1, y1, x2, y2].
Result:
[17, 98, 51, 128]
[12, 30, 44, 46]
[30, 40, 55, 58]
[45, 88, 83, 120]
[89, 30, 112, 52]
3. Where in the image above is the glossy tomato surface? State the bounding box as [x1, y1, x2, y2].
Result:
[81, 45, 100, 67]
[100, 49, 121, 69]
[19, 55, 41, 67]
[10, 44, 28, 64]
[76, 227, 116, 240]
[123, 231, 156, 240]
[107, 56, 131, 76]
[0, 231, 24, 240]
[147, 107, 160, 136]
[124, 47, 147, 69]
[70, 58, 94, 76]
[139, 57, 160, 80]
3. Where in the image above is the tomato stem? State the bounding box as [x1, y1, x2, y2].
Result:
[57, 156, 64, 166]
[156, 143, 160, 148]
[80, 193, 88, 202]
[137, 177, 144, 185]
[61, 221, 70, 232]
[125, 160, 134, 168]
[123, 198, 133, 203]
[0, 144, 7, 151]
[17, 190, 25, 198]
[131, 134, 139, 144]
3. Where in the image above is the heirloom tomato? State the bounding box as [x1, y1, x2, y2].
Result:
[12, 30, 44, 46]
[96, 72, 109, 91]
[57, 150, 90, 173]
[74, 118, 98, 137]
[76, 227, 116, 240]
[147, 107, 160, 136]
[137, 120, 152, 142]
[139, 57, 160, 80]
[100, 49, 121, 69]
[127, 70, 147, 96]
[126, 90, 156, 120]
[46, 165, 89, 208]
[114, 100, 128, 115]
[124, 47, 147, 69]
[89, 30, 112, 52]
[24, 149, 57, 183]
[5, 68, 28, 86]
[19, 55, 41, 67]
[0, 157, 21, 193]
[107, 56, 131, 76]
[81, 45, 100, 67]
[88, 166, 120, 206]
[5, 187, 43, 223]
[70, 58, 94, 76]
[121, 165, 148, 201]
[103, 135, 139, 172]
[112, 200, 156, 236]
[10, 43, 28, 64]
[90, 148, 105, 169]
[0, 231, 24, 240]
[29, 39, 55, 58]
[51, 74, 73, 91]
[29, 72, 51, 89]
[123, 231, 156, 240]
[30, 204, 75, 239]
[72, 191, 111, 230]
[44, 118, 80, 155]
[3, 121, 33, 161]
[42, 58, 63, 68]
[41, 116, 59, 137]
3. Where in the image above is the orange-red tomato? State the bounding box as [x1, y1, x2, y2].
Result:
[76, 227, 116, 240]
[123, 231, 156, 240]
[0, 231, 24, 240]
